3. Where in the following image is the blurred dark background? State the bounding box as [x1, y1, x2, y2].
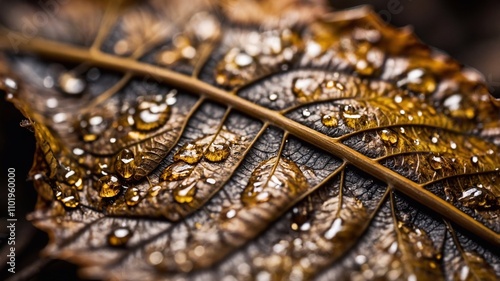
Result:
[1, 0, 499, 280]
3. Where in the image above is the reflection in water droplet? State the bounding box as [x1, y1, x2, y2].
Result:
[79, 114, 108, 142]
[107, 227, 133, 247]
[321, 114, 338, 128]
[268, 93, 278, 101]
[115, 149, 136, 180]
[98, 175, 122, 198]
[324, 218, 343, 239]
[125, 187, 140, 206]
[380, 129, 398, 146]
[174, 143, 204, 164]
[471, 156, 479, 165]
[148, 185, 162, 197]
[160, 162, 194, 181]
[400, 68, 436, 94]
[55, 183, 80, 208]
[204, 143, 230, 162]
[450, 141, 457, 150]
[174, 180, 197, 203]
[133, 99, 170, 131]
[428, 155, 443, 170]
[59, 72, 86, 95]
[292, 77, 321, 101]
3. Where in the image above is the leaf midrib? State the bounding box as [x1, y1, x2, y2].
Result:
[2, 34, 498, 246]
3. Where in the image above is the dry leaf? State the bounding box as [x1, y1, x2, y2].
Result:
[0, 0, 499, 280]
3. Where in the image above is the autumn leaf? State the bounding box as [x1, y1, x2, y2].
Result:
[0, 0, 499, 280]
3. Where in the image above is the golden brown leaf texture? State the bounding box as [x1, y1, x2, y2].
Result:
[0, 0, 499, 280]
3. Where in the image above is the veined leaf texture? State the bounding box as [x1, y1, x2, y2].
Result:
[0, 0, 499, 280]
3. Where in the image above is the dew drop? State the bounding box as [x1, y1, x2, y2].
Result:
[125, 187, 140, 206]
[414, 139, 420, 146]
[394, 95, 403, 103]
[55, 183, 80, 208]
[268, 93, 278, 101]
[148, 185, 162, 197]
[305, 41, 323, 58]
[59, 72, 86, 95]
[471, 156, 479, 165]
[234, 52, 253, 67]
[321, 114, 338, 128]
[428, 155, 443, 170]
[115, 149, 136, 180]
[380, 129, 399, 146]
[400, 68, 436, 94]
[174, 181, 197, 204]
[430, 134, 439, 144]
[107, 227, 133, 247]
[166, 90, 177, 105]
[206, 178, 216, 185]
[98, 175, 122, 198]
[160, 162, 194, 182]
[204, 142, 230, 162]
[174, 143, 204, 164]
[133, 99, 170, 131]
[46, 97, 58, 108]
[79, 114, 108, 142]
[292, 77, 321, 101]
[450, 141, 457, 150]
[302, 108, 311, 118]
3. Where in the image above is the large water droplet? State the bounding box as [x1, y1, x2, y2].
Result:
[98, 175, 122, 198]
[79, 114, 108, 142]
[380, 129, 399, 146]
[107, 227, 133, 247]
[115, 149, 136, 180]
[428, 155, 443, 170]
[321, 114, 338, 128]
[125, 187, 140, 206]
[204, 142, 230, 162]
[174, 143, 204, 164]
[160, 162, 194, 181]
[174, 180, 197, 204]
[55, 183, 80, 208]
[133, 99, 170, 131]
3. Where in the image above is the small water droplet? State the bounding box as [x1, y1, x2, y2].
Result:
[430, 134, 439, 144]
[98, 175, 122, 198]
[107, 227, 133, 247]
[52, 113, 67, 124]
[355, 255, 367, 265]
[234, 52, 253, 67]
[471, 156, 479, 165]
[59, 72, 86, 95]
[302, 108, 311, 117]
[166, 91, 177, 105]
[148, 251, 164, 266]
[2, 77, 18, 92]
[206, 178, 216, 185]
[45, 97, 58, 108]
[414, 139, 420, 146]
[204, 142, 230, 162]
[55, 183, 80, 208]
[450, 141, 457, 150]
[321, 114, 338, 128]
[394, 95, 403, 103]
[292, 77, 321, 101]
[400, 68, 436, 94]
[125, 187, 140, 206]
[380, 129, 398, 146]
[268, 93, 278, 101]
[305, 41, 323, 58]
[115, 149, 136, 180]
[79, 114, 107, 142]
[324, 218, 343, 239]
[148, 185, 162, 197]
[429, 155, 443, 170]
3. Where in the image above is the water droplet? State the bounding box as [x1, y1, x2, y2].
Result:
[2, 77, 18, 92]
[380, 129, 398, 146]
[107, 227, 132, 247]
[394, 95, 403, 103]
[305, 41, 323, 58]
[174, 143, 204, 164]
[115, 149, 136, 180]
[174, 180, 197, 204]
[302, 108, 311, 117]
[206, 178, 216, 185]
[321, 114, 338, 128]
[324, 218, 343, 239]
[355, 255, 367, 265]
[55, 183, 80, 208]
[342, 105, 362, 119]
[98, 175, 122, 198]
[160, 162, 194, 182]
[268, 93, 278, 101]
[148, 251, 164, 265]
[429, 155, 443, 170]
[471, 156, 479, 165]
[166, 91, 177, 105]
[43, 76, 54, 88]
[204, 142, 230, 162]
[133, 99, 170, 131]
[450, 141, 457, 150]
[148, 185, 162, 197]
[400, 68, 436, 94]
[459, 265, 470, 281]
[45, 97, 58, 108]
[430, 134, 439, 144]
[59, 72, 86, 95]
[234, 53, 253, 67]
[52, 113, 67, 124]
[125, 187, 140, 206]
[79, 114, 108, 142]
[414, 139, 420, 146]
[292, 77, 321, 101]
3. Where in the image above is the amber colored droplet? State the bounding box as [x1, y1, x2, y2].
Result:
[56, 161, 82, 186]
[401, 68, 436, 94]
[125, 187, 140, 206]
[55, 183, 80, 208]
[148, 185, 162, 197]
[321, 114, 338, 128]
[160, 162, 194, 182]
[380, 129, 398, 146]
[174, 181, 197, 204]
[174, 143, 204, 164]
[428, 155, 443, 170]
[204, 143, 230, 162]
[115, 149, 136, 180]
[79, 115, 108, 142]
[107, 227, 133, 247]
[98, 175, 122, 198]
[59, 72, 86, 95]
[133, 100, 170, 131]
